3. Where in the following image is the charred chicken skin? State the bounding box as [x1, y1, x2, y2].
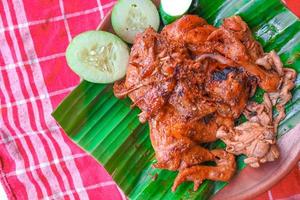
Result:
[113, 15, 296, 191]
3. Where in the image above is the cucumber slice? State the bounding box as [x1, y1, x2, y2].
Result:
[66, 31, 129, 83]
[111, 0, 160, 44]
[160, 0, 193, 25]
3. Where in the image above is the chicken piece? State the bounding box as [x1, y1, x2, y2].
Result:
[216, 94, 279, 167]
[206, 16, 282, 92]
[205, 65, 254, 118]
[114, 28, 186, 122]
[268, 68, 297, 131]
[217, 122, 279, 168]
[162, 15, 217, 56]
[185, 25, 217, 45]
[256, 54, 273, 70]
[184, 25, 217, 55]
[172, 149, 236, 191]
[162, 15, 280, 92]
[222, 16, 264, 61]
[207, 29, 282, 92]
[152, 105, 233, 144]
[161, 15, 208, 41]
[216, 50, 296, 168]
[256, 50, 297, 130]
[238, 61, 282, 92]
[150, 104, 235, 183]
[243, 95, 273, 127]
[162, 15, 282, 92]
[207, 28, 250, 62]
[256, 51, 284, 74]
[149, 105, 216, 171]
[168, 78, 217, 120]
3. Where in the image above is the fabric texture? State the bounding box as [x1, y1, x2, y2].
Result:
[0, 0, 299, 199]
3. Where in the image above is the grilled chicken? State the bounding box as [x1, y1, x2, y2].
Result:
[113, 15, 296, 191]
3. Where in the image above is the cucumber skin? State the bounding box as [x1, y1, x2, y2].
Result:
[159, 4, 181, 25]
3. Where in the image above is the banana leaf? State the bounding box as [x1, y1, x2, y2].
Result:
[52, 0, 300, 199]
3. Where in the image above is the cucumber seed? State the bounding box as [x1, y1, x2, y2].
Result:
[126, 5, 147, 32]
[81, 43, 115, 73]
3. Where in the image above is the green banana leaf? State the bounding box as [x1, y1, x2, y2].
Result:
[52, 0, 300, 199]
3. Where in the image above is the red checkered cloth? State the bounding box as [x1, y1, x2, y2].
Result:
[0, 0, 299, 200]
